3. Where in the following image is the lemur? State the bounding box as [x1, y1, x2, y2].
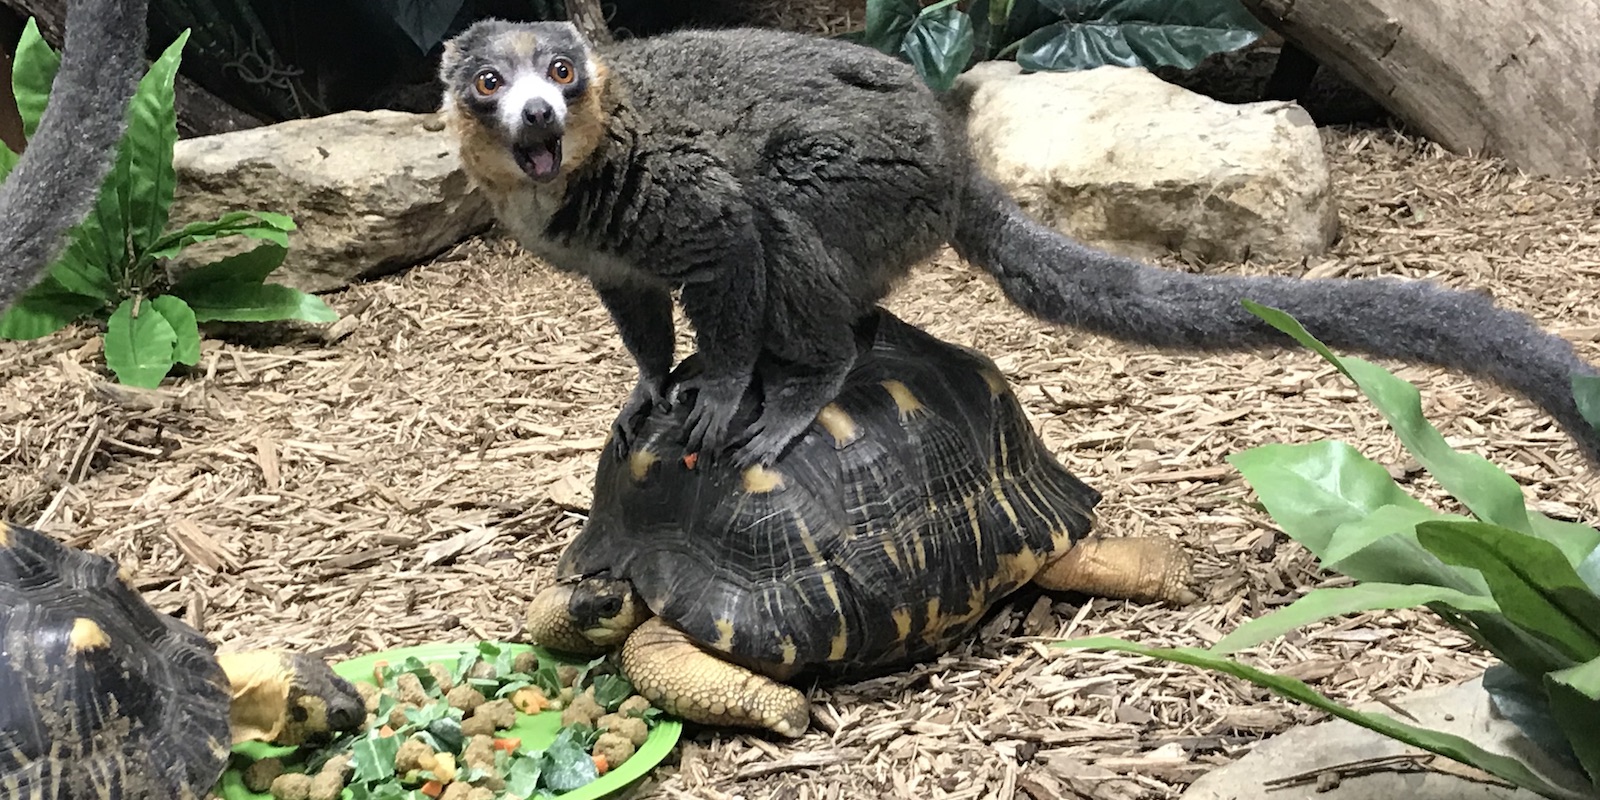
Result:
[439, 20, 1600, 468]
[0, 0, 149, 312]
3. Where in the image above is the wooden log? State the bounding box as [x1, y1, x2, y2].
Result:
[1239, 0, 1600, 176]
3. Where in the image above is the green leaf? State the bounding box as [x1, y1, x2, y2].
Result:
[1210, 583, 1499, 655]
[11, 19, 61, 139]
[1575, 376, 1600, 434]
[0, 276, 104, 340]
[1244, 301, 1600, 566]
[862, 0, 921, 54]
[1320, 505, 1486, 594]
[351, 730, 402, 783]
[1416, 520, 1600, 662]
[503, 752, 543, 797]
[424, 717, 464, 755]
[169, 243, 289, 296]
[1578, 547, 1600, 596]
[119, 30, 188, 253]
[592, 673, 635, 712]
[1225, 441, 1433, 563]
[144, 211, 295, 261]
[104, 297, 178, 388]
[1545, 657, 1600, 787]
[1016, 13, 1261, 72]
[1057, 637, 1587, 799]
[0, 143, 17, 181]
[182, 282, 338, 324]
[900, 2, 976, 92]
[540, 725, 599, 792]
[147, 295, 200, 366]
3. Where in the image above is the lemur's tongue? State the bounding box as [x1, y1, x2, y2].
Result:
[514, 139, 562, 182]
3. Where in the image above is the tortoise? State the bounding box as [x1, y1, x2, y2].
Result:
[524, 308, 1197, 737]
[0, 520, 366, 799]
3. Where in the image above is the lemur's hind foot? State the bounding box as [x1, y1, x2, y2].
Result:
[732, 358, 856, 467]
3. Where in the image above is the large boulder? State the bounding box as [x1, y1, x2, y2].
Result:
[1181, 675, 1593, 800]
[953, 62, 1339, 264]
[168, 110, 492, 294]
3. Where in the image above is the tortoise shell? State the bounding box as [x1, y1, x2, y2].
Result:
[0, 522, 233, 799]
[560, 309, 1101, 673]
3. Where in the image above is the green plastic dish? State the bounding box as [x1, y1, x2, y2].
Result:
[214, 641, 682, 800]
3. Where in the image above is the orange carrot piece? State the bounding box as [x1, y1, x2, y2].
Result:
[493, 737, 522, 752]
[378, 725, 395, 737]
[420, 780, 444, 798]
[593, 753, 609, 775]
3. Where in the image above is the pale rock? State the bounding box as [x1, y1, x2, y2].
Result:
[168, 110, 492, 293]
[953, 62, 1338, 263]
[1180, 676, 1593, 800]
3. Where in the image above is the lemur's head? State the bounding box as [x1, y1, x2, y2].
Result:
[439, 20, 608, 191]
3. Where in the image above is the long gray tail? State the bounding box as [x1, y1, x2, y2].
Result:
[952, 174, 1600, 465]
[0, 0, 150, 311]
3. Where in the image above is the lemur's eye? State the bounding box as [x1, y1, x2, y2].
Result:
[548, 57, 576, 85]
[473, 69, 503, 96]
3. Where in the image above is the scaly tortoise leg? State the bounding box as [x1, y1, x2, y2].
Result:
[1034, 536, 1198, 606]
[620, 617, 810, 738]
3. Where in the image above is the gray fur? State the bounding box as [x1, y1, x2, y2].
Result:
[442, 21, 1600, 467]
[0, 0, 150, 312]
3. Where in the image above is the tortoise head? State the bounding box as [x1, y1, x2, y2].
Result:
[215, 651, 366, 746]
[525, 574, 650, 653]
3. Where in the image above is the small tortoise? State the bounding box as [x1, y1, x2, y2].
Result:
[0, 521, 365, 799]
[526, 309, 1196, 737]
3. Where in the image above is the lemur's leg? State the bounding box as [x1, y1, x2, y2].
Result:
[594, 281, 675, 457]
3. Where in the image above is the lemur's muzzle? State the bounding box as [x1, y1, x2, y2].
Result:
[512, 98, 564, 182]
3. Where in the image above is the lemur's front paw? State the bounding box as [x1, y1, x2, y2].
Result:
[732, 410, 811, 468]
[609, 376, 667, 458]
[681, 375, 746, 458]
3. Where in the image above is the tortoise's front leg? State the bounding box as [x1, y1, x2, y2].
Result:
[620, 617, 810, 738]
[1034, 536, 1199, 606]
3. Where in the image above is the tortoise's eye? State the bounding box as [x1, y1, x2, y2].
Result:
[473, 69, 503, 96]
[548, 57, 576, 85]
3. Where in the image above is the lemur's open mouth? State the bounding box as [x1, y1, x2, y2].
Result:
[512, 136, 563, 182]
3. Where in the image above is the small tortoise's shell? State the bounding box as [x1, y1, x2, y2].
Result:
[561, 309, 1101, 673]
[0, 522, 232, 799]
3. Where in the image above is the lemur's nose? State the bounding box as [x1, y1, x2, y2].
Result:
[523, 99, 555, 127]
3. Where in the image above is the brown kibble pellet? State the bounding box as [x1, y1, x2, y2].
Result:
[598, 713, 649, 747]
[319, 753, 352, 781]
[388, 702, 419, 730]
[474, 698, 516, 729]
[355, 682, 381, 713]
[512, 651, 539, 675]
[395, 738, 436, 774]
[556, 665, 580, 687]
[394, 672, 429, 706]
[243, 757, 284, 792]
[594, 731, 636, 769]
[460, 712, 497, 738]
[427, 662, 455, 694]
[463, 734, 497, 770]
[269, 772, 312, 800]
[446, 684, 487, 714]
[307, 770, 345, 800]
[561, 690, 603, 728]
[440, 783, 474, 800]
[467, 661, 496, 680]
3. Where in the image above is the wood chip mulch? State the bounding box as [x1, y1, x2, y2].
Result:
[2, 110, 1597, 800]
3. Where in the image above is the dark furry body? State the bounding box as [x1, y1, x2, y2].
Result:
[446, 22, 1600, 467]
[0, 0, 149, 312]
